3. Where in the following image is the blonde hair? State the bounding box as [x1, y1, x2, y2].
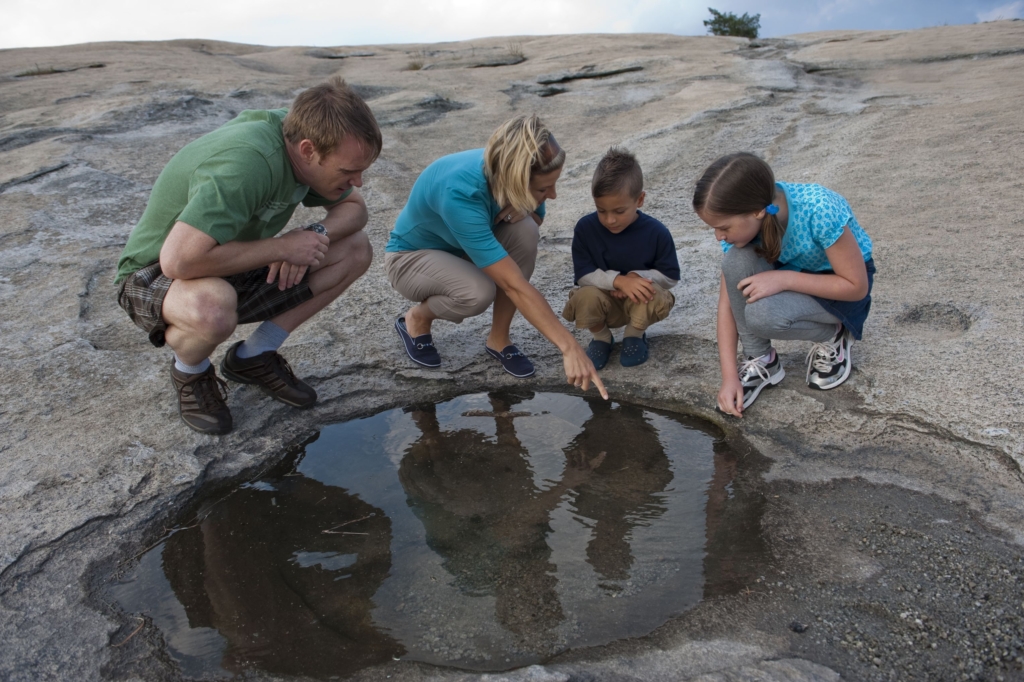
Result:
[283, 76, 382, 160]
[483, 115, 565, 215]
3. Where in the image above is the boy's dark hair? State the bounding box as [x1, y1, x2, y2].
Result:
[283, 76, 382, 161]
[692, 152, 784, 263]
[591, 147, 644, 199]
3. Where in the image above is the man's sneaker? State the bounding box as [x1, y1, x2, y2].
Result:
[806, 326, 853, 390]
[739, 351, 785, 409]
[170, 363, 233, 435]
[220, 341, 317, 408]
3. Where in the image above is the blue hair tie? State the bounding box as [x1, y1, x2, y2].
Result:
[765, 204, 779, 215]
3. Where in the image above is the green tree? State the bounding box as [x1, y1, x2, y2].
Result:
[704, 7, 761, 39]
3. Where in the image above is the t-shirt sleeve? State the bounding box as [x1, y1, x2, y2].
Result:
[436, 186, 508, 268]
[302, 187, 354, 208]
[811, 190, 854, 250]
[177, 150, 272, 244]
[571, 219, 599, 284]
[653, 227, 681, 281]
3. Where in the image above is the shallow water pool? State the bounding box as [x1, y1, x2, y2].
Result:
[110, 390, 769, 678]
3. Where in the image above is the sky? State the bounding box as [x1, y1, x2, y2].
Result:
[1, 0, 1022, 50]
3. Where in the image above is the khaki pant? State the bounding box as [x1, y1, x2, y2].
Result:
[562, 284, 675, 331]
[384, 217, 539, 323]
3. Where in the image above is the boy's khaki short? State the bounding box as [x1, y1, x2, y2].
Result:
[562, 284, 675, 331]
[117, 261, 313, 347]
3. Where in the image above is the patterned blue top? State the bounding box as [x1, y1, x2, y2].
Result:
[721, 182, 872, 273]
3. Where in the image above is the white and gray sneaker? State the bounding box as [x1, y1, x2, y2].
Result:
[806, 326, 853, 390]
[739, 351, 785, 409]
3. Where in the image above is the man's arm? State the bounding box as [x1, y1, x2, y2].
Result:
[160, 221, 328, 281]
[319, 188, 368, 241]
[267, 188, 369, 289]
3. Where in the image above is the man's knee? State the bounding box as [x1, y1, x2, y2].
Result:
[330, 230, 373, 276]
[173, 280, 238, 339]
[348, 230, 373, 276]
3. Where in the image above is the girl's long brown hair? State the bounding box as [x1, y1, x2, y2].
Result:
[692, 152, 784, 263]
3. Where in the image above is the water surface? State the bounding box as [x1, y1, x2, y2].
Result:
[110, 391, 769, 678]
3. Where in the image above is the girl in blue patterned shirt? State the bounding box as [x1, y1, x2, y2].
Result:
[692, 153, 875, 416]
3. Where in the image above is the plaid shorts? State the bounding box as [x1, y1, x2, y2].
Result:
[117, 261, 314, 347]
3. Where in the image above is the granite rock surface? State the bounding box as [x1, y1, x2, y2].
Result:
[1, 22, 1023, 681]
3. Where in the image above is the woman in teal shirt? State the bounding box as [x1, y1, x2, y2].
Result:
[385, 115, 606, 397]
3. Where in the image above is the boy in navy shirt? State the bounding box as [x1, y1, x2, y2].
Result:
[562, 148, 680, 368]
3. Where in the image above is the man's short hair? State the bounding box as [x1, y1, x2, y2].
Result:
[283, 76, 382, 160]
[591, 147, 644, 199]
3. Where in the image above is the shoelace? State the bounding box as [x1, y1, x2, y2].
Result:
[806, 338, 842, 380]
[265, 353, 302, 384]
[739, 356, 772, 384]
[179, 371, 228, 411]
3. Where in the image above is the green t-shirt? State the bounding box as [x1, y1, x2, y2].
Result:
[115, 109, 350, 283]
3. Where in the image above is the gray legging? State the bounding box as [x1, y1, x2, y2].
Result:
[722, 244, 839, 358]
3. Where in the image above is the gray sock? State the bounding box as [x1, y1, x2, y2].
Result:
[237, 321, 290, 359]
[174, 355, 211, 374]
[591, 326, 613, 344]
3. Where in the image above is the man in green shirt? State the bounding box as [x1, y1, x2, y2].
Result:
[116, 77, 381, 435]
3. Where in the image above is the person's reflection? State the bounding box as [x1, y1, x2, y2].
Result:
[564, 400, 674, 583]
[398, 393, 602, 641]
[701, 438, 769, 596]
[162, 473, 401, 677]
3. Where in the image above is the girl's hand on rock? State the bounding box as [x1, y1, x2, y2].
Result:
[717, 379, 744, 418]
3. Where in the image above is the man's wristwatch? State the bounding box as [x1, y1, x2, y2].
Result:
[304, 222, 328, 237]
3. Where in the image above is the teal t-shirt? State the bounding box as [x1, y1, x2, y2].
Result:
[721, 182, 872, 272]
[386, 149, 545, 269]
[115, 109, 349, 283]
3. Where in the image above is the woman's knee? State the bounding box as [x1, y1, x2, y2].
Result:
[499, 218, 540, 280]
[449, 276, 497, 319]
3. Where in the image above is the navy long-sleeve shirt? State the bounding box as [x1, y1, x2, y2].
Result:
[571, 211, 680, 287]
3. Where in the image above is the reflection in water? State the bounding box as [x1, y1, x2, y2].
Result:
[109, 391, 768, 678]
[565, 399, 674, 584]
[401, 395, 577, 640]
[160, 475, 401, 677]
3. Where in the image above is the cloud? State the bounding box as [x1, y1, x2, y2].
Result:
[977, 1, 1024, 21]
[0, 0, 708, 49]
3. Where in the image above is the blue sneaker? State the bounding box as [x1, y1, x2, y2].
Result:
[485, 344, 535, 378]
[620, 333, 649, 367]
[395, 317, 441, 368]
[586, 337, 614, 370]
